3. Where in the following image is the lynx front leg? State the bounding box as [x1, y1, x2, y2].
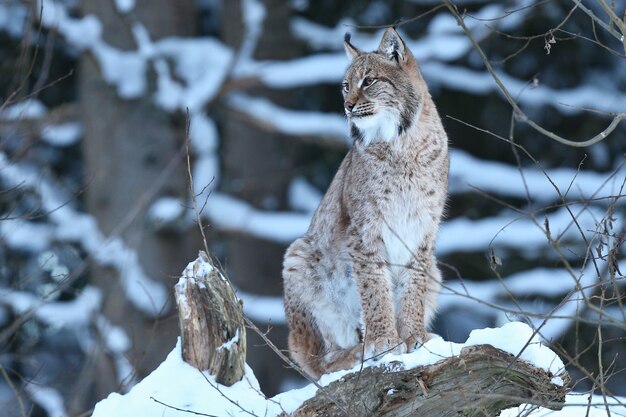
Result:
[348, 232, 407, 358]
[396, 248, 442, 351]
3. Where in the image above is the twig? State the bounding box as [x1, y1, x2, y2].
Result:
[149, 396, 219, 417]
[444, 1, 626, 147]
[0, 364, 28, 417]
[184, 108, 211, 256]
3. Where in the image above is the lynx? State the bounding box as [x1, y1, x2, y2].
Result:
[282, 27, 449, 378]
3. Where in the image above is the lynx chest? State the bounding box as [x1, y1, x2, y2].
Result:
[380, 180, 434, 276]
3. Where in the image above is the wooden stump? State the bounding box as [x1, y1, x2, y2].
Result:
[174, 251, 246, 386]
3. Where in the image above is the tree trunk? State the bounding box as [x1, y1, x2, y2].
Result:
[73, 0, 199, 412]
[219, 0, 316, 396]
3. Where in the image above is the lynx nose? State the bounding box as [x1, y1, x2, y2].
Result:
[344, 100, 355, 113]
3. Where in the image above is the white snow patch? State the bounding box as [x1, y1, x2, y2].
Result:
[0, 286, 102, 328]
[92, 340, 272, 417]
[92, 323, 570, 417]
[227, 92, 349, 142]
[25, 385, 68, 417]
[464, 322, 565, 377]
[189, 113, 218, 155]
[95, 315, 131, 353]
[0, 2, 28, 38]
[0, 219, 54, 252]
[0, 153, 169, 318]
[236, 288, 286, 324]
[203, 192, 312, 244]
[217, 329, 240, 352]
[154, 37, 232, 111]
[288, 177, 323, 213]
[231, 0, 266, 77]
[0, 98, 47, 120]
[40, 122, 83, 146]
[96, 237, 170, 317]
[114, 0, 135, 13]
[147, 197, 186, 224]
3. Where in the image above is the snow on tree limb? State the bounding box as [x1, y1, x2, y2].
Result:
[282, 344, 569, 417]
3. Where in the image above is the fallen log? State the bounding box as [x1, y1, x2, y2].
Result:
[283, 344, 569, 417]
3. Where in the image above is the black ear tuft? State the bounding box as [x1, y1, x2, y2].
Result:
[344, 32, 361, 61]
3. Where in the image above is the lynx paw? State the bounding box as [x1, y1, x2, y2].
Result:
[405, 332, 430, 352]
[366, 336, 407, 359]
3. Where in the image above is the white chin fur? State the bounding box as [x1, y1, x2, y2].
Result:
[351, 109, 400, 145]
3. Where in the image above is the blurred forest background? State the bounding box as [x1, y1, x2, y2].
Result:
[0, 0, 625, 416]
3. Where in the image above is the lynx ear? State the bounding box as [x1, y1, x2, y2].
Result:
[378, 27, 406, 64]
[344, 32, 361, 62]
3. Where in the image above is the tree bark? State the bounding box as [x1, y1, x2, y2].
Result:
[175, 251, 246, 386]
[284, 345, 569, 417]
[219, 0, 316, 396]
[74, 0, 199, 412]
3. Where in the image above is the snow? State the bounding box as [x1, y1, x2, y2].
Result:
[236, 288, 286, 324]
[217, 329, 240, 352]
[437, 205, 612, 256]
[38, 0, 232, 106]
[147, 197, 186, 225]
[94, 315, 137, 387]
[0, 153, 169, 318]
[422, 62, 626, 114]
[95, 315, 131, 353]
[0, 1, 27, 38]
[288, 177, 323, 213]
[155, 37, 232, 111]
[216, 95, 624, 203]
[92, 323, 573, 417]
[464, 322, 564, 378]
[24, 384, 68, 417]
[0, 218, 54, 252]
[227, 92, 349, 143]
[0, 98, 47, 120]
[449, 149, 626, 202]
[95, 237, 170, 316]
[189, 113, 218, 155]
[92, 340, 272, 417]
[94, 43, 147, 98]
[114, 0, 135, 13]
[40, 122, 83, 146]
[231, 0, 266, 78]
[0, 286, 102, 328]
[502, 393, 626, 416]
[203, 192, 312, 243]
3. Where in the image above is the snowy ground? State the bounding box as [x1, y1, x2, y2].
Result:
[91, 322, 625, 417]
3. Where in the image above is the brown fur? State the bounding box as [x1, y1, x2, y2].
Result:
[283, 28, 449, 379]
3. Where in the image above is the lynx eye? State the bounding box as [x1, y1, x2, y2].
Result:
[342, 82, 349, 93]
[362, 77, 377, 88]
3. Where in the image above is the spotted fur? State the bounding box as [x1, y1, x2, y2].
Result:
[283, 28, 449, 379]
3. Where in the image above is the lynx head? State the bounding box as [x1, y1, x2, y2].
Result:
[343, 28, 424, 145]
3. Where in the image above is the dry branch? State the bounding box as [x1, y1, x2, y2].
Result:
[283, 345, 569, 417]
[175, 251, 246, 386]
